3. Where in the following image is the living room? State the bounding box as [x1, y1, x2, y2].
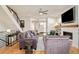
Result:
[0, 5, 79, 54]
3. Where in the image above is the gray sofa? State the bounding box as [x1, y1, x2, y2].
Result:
[43, 35, 72, 54]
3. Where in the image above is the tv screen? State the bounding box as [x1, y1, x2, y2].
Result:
[61, 7, 74, 23]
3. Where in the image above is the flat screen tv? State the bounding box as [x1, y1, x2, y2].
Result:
[61, 7, 74, 23]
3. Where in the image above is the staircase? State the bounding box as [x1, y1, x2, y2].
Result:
[0, 5, 22, 48]
[0, 33, 7, 48]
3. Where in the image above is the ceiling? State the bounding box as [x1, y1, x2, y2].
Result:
[9, 5, 74, 19]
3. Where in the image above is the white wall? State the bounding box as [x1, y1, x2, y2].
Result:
[23, 18, 30, 32]
[55, 16, 61, 23]
[0, 23, 6, 31]
[75, 6, 79, 48]
[72, 6, 79, 48]
[47, 17, 57, 33]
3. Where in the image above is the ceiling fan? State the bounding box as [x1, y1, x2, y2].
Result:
[39, 8, 48, 15]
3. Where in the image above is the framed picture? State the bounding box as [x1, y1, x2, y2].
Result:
[20, 20, 25, 28]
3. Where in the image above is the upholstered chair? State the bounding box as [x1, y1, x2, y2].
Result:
[24, 31, 38, 50]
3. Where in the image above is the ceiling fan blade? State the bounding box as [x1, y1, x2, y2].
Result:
[39, 8, 48, 15]
[43, 12, 47, 14]
[43, 10, 48, 12]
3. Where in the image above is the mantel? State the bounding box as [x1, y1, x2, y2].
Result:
[55, 23, 78, 28]
[61, 23, 78, 28]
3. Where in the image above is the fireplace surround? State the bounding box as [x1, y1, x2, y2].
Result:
[63, 31, 73, 40]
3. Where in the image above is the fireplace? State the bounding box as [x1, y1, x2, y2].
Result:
[63, 31, 73, 40]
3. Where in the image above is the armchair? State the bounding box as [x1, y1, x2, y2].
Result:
[18, 31, 38, 50]
[24, 31, 38, 50]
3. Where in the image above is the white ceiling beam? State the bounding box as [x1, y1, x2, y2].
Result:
[1, 5, 23, 32]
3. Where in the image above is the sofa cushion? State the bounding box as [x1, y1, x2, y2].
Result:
[46, 35, 70, 39]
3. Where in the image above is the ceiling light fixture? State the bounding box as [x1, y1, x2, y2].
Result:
[40, 13, 43, 15]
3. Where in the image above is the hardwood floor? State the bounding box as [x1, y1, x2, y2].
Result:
[0, 43, 25, 54]
[69, 47, 79, 54]
[0, 43, 46, 54]
[0, 42, 79, 54]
